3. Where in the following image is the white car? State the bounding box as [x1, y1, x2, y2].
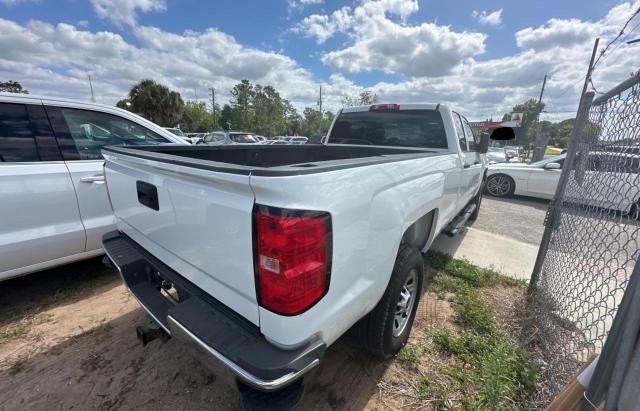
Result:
[0, 92, 187, 281]
[486, 155, 565, 199]
[101, 103, 509, 407]
[485, 152, 640, 215]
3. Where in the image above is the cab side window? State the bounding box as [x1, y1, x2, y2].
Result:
[47, 107, 169, 160]
[462, 117, 479, 151]
[452, 112, 467, 151]
[0, 103, 39, 162]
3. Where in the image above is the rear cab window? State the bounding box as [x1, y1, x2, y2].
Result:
[0, 102, 61, 162]
[328, 109, 448, 150]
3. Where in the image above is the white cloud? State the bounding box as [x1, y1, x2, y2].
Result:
[288, 0, 324, 14]
[515, 18, 597, 50]
[0, 17, 318, 106]
[296, 0, 485, 77]
[472, 9, 503, 26]
[293, 7, 352, 44]
[89, 0, 166, 27]
[1, 0, 639, 122]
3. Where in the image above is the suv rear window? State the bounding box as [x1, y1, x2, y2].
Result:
[328, 109, 447, 149]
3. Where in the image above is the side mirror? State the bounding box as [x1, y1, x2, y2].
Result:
[479, 132, 490, 153]
[490, 127, 515, 141]
[544, 162, 561, 170]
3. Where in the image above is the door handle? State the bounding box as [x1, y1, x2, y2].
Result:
[474, 161, 481, 165]
[80, 174, 105, 183]
[463, 164, 471, 169]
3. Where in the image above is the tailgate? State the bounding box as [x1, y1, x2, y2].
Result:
[102, 149, 259, 325]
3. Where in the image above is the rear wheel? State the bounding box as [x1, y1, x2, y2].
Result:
[485, 174, 515, 198]
[356, 245, 424, 358]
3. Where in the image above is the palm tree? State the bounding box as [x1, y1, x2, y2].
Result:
[126, 79, 185, 127]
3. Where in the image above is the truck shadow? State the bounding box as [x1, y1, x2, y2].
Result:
[485, 194, 550, 211]
[0, 257, 120, 312]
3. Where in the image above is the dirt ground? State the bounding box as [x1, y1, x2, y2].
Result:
[0, 259, 461, 411]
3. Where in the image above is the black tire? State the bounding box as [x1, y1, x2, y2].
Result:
[485, 173, 515, 198]
[356, 245, 424, 358]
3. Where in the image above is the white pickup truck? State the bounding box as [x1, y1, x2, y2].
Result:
[101, 103, 511, 408]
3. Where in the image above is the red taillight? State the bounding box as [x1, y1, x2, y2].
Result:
[255, 207, 331, 315]
[369, 103, 400, 111]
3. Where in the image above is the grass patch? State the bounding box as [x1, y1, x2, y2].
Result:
[0, 321, 32, 343]
[419, 251, 539, 409]
[396, 347, 419, 365]
[427, 250, 526, 290]
[8, 355, 29, 375]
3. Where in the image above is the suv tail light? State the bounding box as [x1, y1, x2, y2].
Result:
[254, 206, 332, 315]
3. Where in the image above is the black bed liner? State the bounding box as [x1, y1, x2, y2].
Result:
[102, 144, 442, 176]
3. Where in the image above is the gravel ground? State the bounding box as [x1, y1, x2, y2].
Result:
[473, 195, 548, 245]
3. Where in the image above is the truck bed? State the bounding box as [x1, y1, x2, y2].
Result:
[102, 144, 437, 176]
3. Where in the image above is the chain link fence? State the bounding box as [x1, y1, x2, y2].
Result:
[528, 71, 640, 401]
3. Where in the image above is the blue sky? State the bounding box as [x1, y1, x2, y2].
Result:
[0, 0, 638, 120]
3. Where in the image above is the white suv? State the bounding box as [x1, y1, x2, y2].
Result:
[0, 93, 186, 281]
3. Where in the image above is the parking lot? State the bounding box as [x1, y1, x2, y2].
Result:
[0, 195, 547, 410]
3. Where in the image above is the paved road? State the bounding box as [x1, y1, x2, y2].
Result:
[432, 195, 549, 280]
[473, 196, 548, 245]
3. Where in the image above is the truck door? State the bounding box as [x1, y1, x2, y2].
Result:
[452, 112, 482, 205]
[0, 102, 85, 279]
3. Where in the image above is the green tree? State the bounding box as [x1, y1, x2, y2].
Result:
[341, 89, 377, 107]
[218, 103, 240, 130]
[502, 99, 545, 150]
[253, 85, 286, 136]
[0, 80, 28, 94]
[548, 118, 575, 148]
[230, 80, 255, 131]
[181, 101, 217, 132]
[121, 79, 185, 127]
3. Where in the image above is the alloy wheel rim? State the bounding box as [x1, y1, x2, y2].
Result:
[487, 176, 511, 196]
[393, 269, 418, 337]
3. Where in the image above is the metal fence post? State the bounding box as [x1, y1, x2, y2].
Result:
[529, 91, 595, 289]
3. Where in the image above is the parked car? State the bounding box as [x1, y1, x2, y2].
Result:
[101, 102, 511, 408]
[199, 131, 261, 145]
[485, 152, 640, 215]
[486, 155, 562, 199]
[182, 133, 205, 145]
[0, 92, 187, 281]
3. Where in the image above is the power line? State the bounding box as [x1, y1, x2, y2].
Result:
[592, 6, 640, 71]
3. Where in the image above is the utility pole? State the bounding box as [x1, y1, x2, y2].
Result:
[208, 87, 216, 130]
[318, 85, 323, 114]
[88, 74, 95, 102]
[531, 74, 549, 162]
[537, 74, 547, 105]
